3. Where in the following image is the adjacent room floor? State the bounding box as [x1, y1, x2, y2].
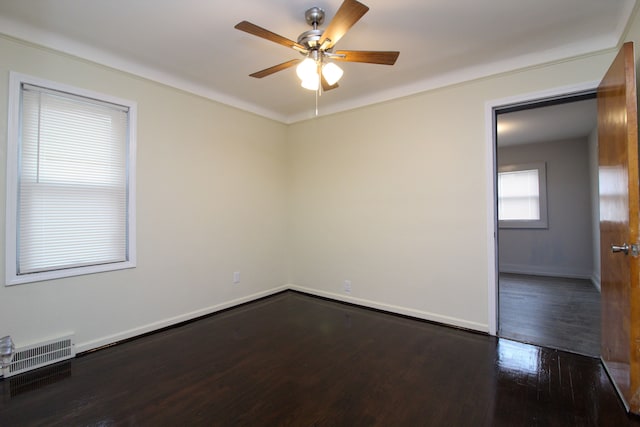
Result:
[1, 290, 632, 426]
[498, 273, 601, 357]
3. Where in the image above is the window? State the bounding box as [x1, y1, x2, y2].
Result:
[6, 72, 136, 285]
[498, 162, 548, 228]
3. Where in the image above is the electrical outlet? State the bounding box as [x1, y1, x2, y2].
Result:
[344, 280, 351, 294]
[233, 271, 240, 284]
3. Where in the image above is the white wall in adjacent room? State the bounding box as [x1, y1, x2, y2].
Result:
[498, 138, 594, 279]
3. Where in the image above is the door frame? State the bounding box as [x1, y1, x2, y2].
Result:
[484, 81, 599, 335]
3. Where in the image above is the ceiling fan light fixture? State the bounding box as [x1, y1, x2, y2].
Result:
[296, 57, 317, 81]
[301, 73, 320, 91]
[235, 0, 399, 96]
[322, 62, 343, 86]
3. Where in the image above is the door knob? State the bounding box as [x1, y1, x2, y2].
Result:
[612, 243, 630, 255]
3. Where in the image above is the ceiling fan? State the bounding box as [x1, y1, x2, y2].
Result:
[234, 0, 400, 92]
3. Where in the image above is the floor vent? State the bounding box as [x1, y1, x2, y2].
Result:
[4, 335, 75, 378]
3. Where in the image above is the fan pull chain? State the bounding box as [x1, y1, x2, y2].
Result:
[315, 86, 319, 116]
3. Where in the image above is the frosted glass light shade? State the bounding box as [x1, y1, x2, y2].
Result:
[296, 58, 317, 81]
[322, 62, 343, 86]
[301, 73, 320, 91]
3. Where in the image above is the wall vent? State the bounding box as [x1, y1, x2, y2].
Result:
[3, 334, 75, 378]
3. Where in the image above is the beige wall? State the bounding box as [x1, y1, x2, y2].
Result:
[2, 5, 640, 352]
[287, 52, 619, 331]
[0, 36, 289, 352]
[285, 5, 640, 330]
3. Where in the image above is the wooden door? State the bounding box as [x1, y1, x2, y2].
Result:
[598, 41, 640, 414]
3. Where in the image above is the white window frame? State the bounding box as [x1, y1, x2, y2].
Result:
[498, 161, 548, 229]
[6, 72, 137, 286]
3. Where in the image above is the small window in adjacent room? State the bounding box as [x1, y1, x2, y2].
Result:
[5, 72, 137, 285]
[498, 162, 548, 228]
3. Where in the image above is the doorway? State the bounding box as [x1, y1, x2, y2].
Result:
[493, 92, 601, 357]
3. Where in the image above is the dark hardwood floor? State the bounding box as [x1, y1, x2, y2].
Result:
[499, 273, 601, 357]
[1, 291, 636, 426]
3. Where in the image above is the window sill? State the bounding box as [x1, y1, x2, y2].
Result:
[6, 260, 136, 286]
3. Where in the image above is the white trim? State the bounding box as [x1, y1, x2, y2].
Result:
[499, 264, 592, 280]
[9, 71, 138, 113]
[7, 263, 137, 286]
[486, 106, 498, 336]
[288, 45, 616, 124]
[75, 285, 289, 353]
[71, 281, 493, 353]
[128, 95, 138, 271]
[5, 71, 137, 286]
[484, 80, 599, 337]
[0, 25, 289, 124]
[0, 14, 624, 124]
[289, 285, 489, 333]
[6, 72, 20, 286]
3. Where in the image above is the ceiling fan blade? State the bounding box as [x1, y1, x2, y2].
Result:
[249, 59, 302, 78]
[235, 21, 307, 52]
[321, 74, 339, 91]
[319, 0, 369, 49]
[333, 50, 400, 65]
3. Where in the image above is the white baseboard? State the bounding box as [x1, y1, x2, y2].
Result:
[288, 285, 488, 333]
[499, 263, 592, 280]
[77, 282, 491, 353]
[75, 285, 288, 353]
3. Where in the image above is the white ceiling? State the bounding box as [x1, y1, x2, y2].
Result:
[0, 0, 635, 123]
[497, 98, 598, 146]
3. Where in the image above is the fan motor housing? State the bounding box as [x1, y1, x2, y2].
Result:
[305, 7, 325, 26]
[299, 7, 325, 49]
[297, 29, 323, 49]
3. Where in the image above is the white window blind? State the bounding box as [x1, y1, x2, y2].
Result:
[498, 169, 540, 221]
[17, 83, 129, 275]
[497, 162, 548, 229]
